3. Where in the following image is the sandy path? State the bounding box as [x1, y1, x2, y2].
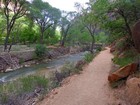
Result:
[38, 47, 115, 105]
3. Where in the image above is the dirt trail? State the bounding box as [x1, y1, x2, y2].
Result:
[38, 47, 117, 105]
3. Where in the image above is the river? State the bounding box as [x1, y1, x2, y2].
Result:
[0, 52, 88, 83]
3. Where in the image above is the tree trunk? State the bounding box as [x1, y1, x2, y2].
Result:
[40, 30, 44, 44]
[8, 35, 14, 52]
[60, 34, 67, 46]
[124, 17, 132, 37]
[90, 36, 95, 53]
[4, 30, 10, 52]
[61, 40, 65, 47]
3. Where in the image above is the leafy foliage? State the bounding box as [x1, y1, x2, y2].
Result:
[35, 44, 46, 59]
[84, 52, 95, 63]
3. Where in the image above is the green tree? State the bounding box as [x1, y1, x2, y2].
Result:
[59, 11, 76, 46]
[75, 2, 99, 53]
[0, 0, 29, 51]
[29, 0, 61, 44]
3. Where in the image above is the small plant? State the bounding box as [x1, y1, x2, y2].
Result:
[20, 75, 49, 92]
[84, 52, 94, 63]
[60, 62, 74, 77]
[96, 46, 102, 52]
[35, 44, 46, 59]
[112, 56, 134, 67]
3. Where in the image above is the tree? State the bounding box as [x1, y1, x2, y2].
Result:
[0, 0, 29, 51]
[75, 2, 98, 53]
[67, 18, 91, 46]
[59, 11, 76, 46]
[89, 0, 140, 46]
[30, 0, 61, 44]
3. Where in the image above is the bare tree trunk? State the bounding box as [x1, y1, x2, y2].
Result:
[90, 36, 95, 53]
[60, 34, 67, 46]
[4, 30, 10, 52]
[8, 35, 14, 52]
[124, 17, 132, 37]
[40, 27, 44, 44]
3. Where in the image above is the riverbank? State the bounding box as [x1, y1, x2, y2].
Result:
[0, 45, 94, 73]
[0, 51, 88, 83]
[0, 50, 97, 105]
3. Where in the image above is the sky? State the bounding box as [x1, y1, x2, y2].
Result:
[29, 0, 89, 12]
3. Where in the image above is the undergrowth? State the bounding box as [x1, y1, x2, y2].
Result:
[0, 75, 49, 104]
[111, 46, 140, 88]
[112, 48, 140, 67]
[84, 52, 95, 63]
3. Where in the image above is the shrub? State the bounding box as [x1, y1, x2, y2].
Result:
[84, 52, 94, 63]
[35, 44, 46, 59]
[49, 61, 85, 86]
[112, 48, 140, 67]
[60, 62, 74, 77]
[96, 46, 102, 52]
[112, 56, 134, 67]
[20, 75, 49, 92]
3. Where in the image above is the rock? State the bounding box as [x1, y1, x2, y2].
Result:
[108, 63, 138, 83]
[24, 64, 30, 67]
[132, 21, 140, 53]
[6, 68, 13, 72]
[125, 77, 140, 105]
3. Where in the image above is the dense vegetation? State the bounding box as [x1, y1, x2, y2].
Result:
[0, 0, 108, 53]
[0, 0, 140, 51]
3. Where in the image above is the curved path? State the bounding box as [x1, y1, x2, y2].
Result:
[38, 48, 116, 105]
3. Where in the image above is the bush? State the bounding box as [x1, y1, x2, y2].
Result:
[96, 46, 102, 52]
[84, 52, 94, 63]
[49, 61, 85, 87]
[20, 75, 49, 92]
[112, 48, 140, 67]
[35, 44, 46, 59]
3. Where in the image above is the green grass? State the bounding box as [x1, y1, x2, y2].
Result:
[113, 56, 135, 67]
[20, 75, 48, 92]
[0, 75, 49, 104]
[84, 52, 95, 63]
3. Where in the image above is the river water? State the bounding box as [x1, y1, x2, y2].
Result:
[0, 52, 88, 83]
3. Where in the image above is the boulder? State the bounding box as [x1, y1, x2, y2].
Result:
[132, 21, 140, 53]
[108, 63, 138, 82]
[125, 77, 140, 105]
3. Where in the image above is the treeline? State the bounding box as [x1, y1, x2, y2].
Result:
[0, 0, 108, 53]
[1, 0, 138, 52]
[0, 0, 77, 51]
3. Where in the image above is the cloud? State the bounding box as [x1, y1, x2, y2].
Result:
[43, 0, 89, 11]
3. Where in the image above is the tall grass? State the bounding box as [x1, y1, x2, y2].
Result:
[84, 52, 95, 63]
[0, 75, 49, 104]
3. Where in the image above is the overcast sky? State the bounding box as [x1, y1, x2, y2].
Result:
[29, 0, 89, 11]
